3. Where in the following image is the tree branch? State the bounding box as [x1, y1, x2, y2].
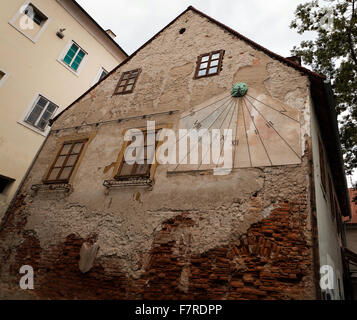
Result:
[348, 0, 357, 65]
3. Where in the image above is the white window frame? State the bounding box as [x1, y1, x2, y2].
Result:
[92, 67, 108, 86]
[18, 93, 59, 136]
[57, 40, 88, 76]
[9, 0, 51, 44]
[0, 68, 10, 88]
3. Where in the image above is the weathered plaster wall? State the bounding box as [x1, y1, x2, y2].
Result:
[0, 10, 317, 299]
[310, 104, 345, 299]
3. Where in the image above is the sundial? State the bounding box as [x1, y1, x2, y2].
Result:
[170, 82, 302, 173]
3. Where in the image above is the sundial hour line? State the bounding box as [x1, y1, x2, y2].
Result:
[197, 99, 237, 170]
[180, 95, 231, 120]
[243, 98, 273, 166]
[214, 99, 237, 169]
[245, 94, 299, 123]
[175, 97, 234, 147]
[174, 99, 236, 170]
[244, 96, 301, 160]
[241, 100, 253, 167]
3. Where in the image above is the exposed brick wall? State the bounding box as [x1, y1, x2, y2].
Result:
[0, 198, 315, 299]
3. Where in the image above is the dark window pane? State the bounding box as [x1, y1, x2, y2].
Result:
[54, 156, 66, 168]
[47, 102, 57, 113]
[37, 110, 52, 130]
[99, 70, 107, 81]
[64, 43, 78, 65]
[119, 162, 134, 176]
[60, 144, 72, 155]
[66, 154, 78, 166]
[59, 167, 72, 180]
[135, 164, 150, 176]
[26, 105, 43, 125]
[48, 168, 60, 181]
[72, 142, 83, 154]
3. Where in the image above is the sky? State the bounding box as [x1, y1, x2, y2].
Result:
[75, 0, 316, 57]
[75, 0, 356, 186]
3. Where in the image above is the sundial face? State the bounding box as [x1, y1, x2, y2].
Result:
[171, 83, 301, 173]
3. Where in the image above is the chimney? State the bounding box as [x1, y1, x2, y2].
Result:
[286, 56, 302, 66]
[105, 29, 116, 39]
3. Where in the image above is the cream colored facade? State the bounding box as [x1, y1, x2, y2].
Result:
[0, 0, 127, 218]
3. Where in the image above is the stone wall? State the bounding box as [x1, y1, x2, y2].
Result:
[0, 9, 317, 299]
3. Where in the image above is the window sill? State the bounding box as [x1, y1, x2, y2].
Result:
[17, 120, 49, 136]
[31, 183, 72, 193]
[56, 59, 81, 77]
[8, 19, 50, 44]
[103, 177, 154, 189]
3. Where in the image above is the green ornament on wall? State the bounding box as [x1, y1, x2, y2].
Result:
[231, 82, 248, 97]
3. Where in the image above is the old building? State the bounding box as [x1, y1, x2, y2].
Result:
[343, 189, 357, 298]
[0, 6, 351, 299]
[0, 0, 127, 219]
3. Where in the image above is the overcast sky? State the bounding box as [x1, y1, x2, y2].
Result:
[76, 0, 316, 57]
[75, 0, 355, 185]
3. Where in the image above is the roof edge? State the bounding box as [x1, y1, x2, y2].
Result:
[52, 5, 325, 123]
[69, 0, 128, 57]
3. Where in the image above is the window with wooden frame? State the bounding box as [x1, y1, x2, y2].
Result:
[318, 137, 327, 193]
[114, 69, 141, 95]
[194, 50, 224, 79]
[115, 129, 159, 180]
[44, 139, 88, 184]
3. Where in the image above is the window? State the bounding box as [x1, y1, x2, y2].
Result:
[114, 69, 141, 95]
[24, 4, 47, 26]
[9, 2, 50, 43]
[194, 50, 224, 79]
[318, 137, 327, 193]
[0, 175, 15, 194]
[115, 130, 159, 179]
[98, 69, 108, 82]
[63, 42, 87, 72]
[44, 139, 88, 184]
[93, 67, 108, 85]
[0, 69, 8, 88]
[25, 95, 58, 131]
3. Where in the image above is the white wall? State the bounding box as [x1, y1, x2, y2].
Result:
[311, 102, 345, 300]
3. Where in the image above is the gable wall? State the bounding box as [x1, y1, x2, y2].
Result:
[0, 10, 319, 299]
